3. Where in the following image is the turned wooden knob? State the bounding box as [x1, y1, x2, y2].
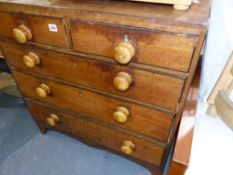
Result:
[12, 24, 32, 44]
[113, 72, 132, 91]
[23, 52, 40, 68]
[35, 83, 51, 98]
[114, 42, 135, 64]
[121, 140, 135, 155]
[46, 114, 59, 127]
[113, 106, 129, 124]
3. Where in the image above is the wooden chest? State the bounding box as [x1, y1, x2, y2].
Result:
[0, 0, 210, 174]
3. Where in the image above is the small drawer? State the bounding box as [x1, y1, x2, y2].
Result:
[27, 101, 165, 166]
[0, 12, 69, 48]
[12, 71, 173, 142]
[70, 21, 196, 72]
[2, 42, 184, 111]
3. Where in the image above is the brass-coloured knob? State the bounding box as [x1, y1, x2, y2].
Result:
[114, 42, 135, 64]
[121, 140, 135, 155]
[113, 106, 129, 124]
[12, 24, 32, 44]
[113, 72, 132, 91]
[35, 83, 51, 98]
[46, 114, 59, 127]
[23, 52, 40, 68]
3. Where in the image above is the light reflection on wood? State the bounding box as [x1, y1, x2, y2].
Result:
[169, 65, 200, 175]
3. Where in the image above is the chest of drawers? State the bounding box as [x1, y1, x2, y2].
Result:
[0, 0, 210, 174]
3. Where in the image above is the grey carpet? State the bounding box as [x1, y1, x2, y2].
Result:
[0, 93, 171, 175]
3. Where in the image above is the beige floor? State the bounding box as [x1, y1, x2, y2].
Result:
[0, 72, 15, 89]
[0, 72, 21, 97]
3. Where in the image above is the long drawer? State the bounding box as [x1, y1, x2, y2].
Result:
[0, 12, 69, 48]
[2, 42, 184, 111]
[70, 21, 196, 72]
[27, 101, 165, 166]
[12, 71, 173, 142]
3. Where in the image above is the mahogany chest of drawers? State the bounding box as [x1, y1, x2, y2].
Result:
[0, 0, 210, 174]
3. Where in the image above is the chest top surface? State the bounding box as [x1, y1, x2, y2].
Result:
[0, 0, 210, 34]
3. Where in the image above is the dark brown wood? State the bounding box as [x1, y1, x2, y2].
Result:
[29, 103, 164, 175]
[167, 31, 206, 146]
[0, 37, 189, 77]
[0, 0, 210, 35]
[26, 101, 165, 166]
[168, 65, 201, 175]
[12, 70, 173, 142]
[0, 12, 69, 48]
[0, 0, 210, 174]
[70, 21, 197, 72]
[2, 42, 185, 111]
[159, 32, 205, 174]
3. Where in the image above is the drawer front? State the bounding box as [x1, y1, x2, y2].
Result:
[2, 43, 184, 111]
[27, 101, 165, 166]
[12, 71, 173, 142]
[70, 21, 196, 72]
[0, 12, 68, 48]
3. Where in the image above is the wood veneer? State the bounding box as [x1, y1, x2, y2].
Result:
[2, 42, 184, 111]
[12, 70, 174, 142]
[0, 12, 69, 48]
[26, 101, 166, 166]
[0, 0, 210, 174]
[70, 21, 196, 72]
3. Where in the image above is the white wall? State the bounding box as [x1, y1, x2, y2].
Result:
[199, 0, 233, 102]
[186, 2, 233, 175]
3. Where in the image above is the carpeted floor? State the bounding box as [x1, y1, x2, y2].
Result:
[0, 93, 170, 175]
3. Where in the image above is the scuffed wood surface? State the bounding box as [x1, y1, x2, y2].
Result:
[0, 0, 211, 34]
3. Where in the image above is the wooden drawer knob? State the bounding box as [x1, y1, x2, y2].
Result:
[113, 106, 129, 124]
[114, 42, 135, 64]
[12, 24, 32, 44]
[23, 52, 40, 68]
[46, 114, 59, 127]
[113, 72, 132, 91]
[121, 140, 135, 155]
[36, 83, 51, 98]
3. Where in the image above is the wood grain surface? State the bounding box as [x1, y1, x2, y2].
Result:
[0, 0, 210, 174]
[12, 70, 174, 142]
[0, 12, 69, 48]
[3, 42, 185, 111]
[0, 0, 210, 34]
[168, 65, 200, 175]
[70, 21, 196, 72]
[27, 101, 165, 166]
